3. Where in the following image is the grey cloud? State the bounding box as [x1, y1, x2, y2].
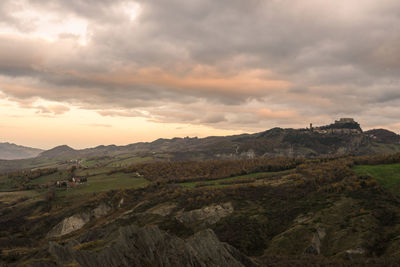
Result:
[1, 0, 400, 131]
[0, 36, 46, 76]
[200, 114, 227, 124]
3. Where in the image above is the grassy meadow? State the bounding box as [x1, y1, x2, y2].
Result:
[58, 173, 149, 196]
[353, 163, 400, 195]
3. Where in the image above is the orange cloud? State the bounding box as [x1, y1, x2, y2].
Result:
[256, 108, 298, 119]
[76, 67, 291, 97]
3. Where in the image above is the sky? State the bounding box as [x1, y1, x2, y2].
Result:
[1, 0, 400, 149]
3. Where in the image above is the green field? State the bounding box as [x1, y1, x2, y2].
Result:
[28, 171, 68, 185]
[0, 174, 13, 191]
[2, 170, 150, 200]
[28, 167, 115, 186]
[0, 190, 42, 204]
[353, 163, 400, 195]
[57, 172, 149, 196]
[80, 159, 99, 168]
[178, 170, 292, 188]
[106, 156, 153, 167]
[75, 167, 113, 177]
[80, 156, 153, 169]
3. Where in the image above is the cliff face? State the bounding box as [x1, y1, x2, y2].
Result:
[47, 203, 111, 238]
[35, 200, 250, 267]
[175, 202, 234, 227]
[42, 225, 255, 267]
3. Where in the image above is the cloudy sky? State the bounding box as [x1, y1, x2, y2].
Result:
[1, 0, 400, 149]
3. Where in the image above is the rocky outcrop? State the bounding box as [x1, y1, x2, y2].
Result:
[93, 203, 111, 218]
[304, 227, 326, 255]
[175, 202, 234, 226]
[265, 198, 380, 258]
[146, 203, 177, 216]
[46, 225, 256, 267]
[47, 203, 112, 238]
[47, 213, 91, 237]
[118, 198, 124, 208]
[346, 248, 365, 258]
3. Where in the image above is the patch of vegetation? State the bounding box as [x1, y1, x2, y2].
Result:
[158, 218, 194, 238]
[178, 170, 293, 188]
[75, 166, 113, 177]
[106, 156, 153, 167]
[0, 191, 41, 205]
[213, 215, 269, 256]
[28, 170, 68, 185]
[353, 163, 400, 195]
[126, 158, 303, 183]
[58, 172, 149, 196]
[178, 171, 270, 187]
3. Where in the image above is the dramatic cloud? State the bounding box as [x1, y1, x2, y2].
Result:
[1, 0, 400, 147]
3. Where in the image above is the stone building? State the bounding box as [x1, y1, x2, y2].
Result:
[335, 118, 355, 124]
[310, 118, 362, 135]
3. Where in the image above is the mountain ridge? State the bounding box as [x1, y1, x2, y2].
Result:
[1, 119, 400, 173]
[0, 142, 44, 160]
[34, 119, 400, 160]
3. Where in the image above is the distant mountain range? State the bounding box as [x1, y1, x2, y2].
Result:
[0, 142, 44, 160]
[35, 118, 400, 160]
[1, 119, 400, 168]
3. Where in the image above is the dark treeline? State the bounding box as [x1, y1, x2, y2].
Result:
[118, 157, 305, 183]
[104, 153, 400, 184]
[5, 168, 58, 190]
[294, 158, 379, 193]
[7, 168, 57, 180]
[352, 153, 400, 166]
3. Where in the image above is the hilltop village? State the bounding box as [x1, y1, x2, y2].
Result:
[307, 118, 362, 135]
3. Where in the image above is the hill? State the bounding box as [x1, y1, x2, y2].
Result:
[38, 145, 78, 159]
[2, 127, 400, 265]
[2, 154, 400, 265]
[34, 118, 400, 161]
[0, 142, 43, 160]
[365, 129, 400, 143]
[1, 118, 400, 174]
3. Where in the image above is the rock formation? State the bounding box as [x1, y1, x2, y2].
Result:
[45, 225, 256, 267]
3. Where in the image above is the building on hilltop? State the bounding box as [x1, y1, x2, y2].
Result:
[309, 118, 362, 134]
[335, 118, 355, 124]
